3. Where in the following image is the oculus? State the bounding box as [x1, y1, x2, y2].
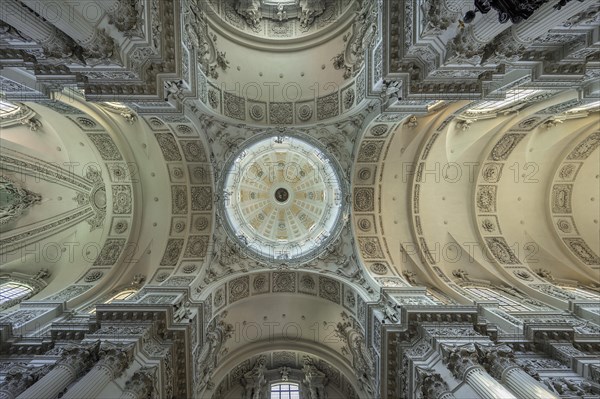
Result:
[220, 134, 347, 263]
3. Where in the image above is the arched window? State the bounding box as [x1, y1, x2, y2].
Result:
[106, 289, 138, 303]
[566, 101, 600, 114]
[463, 286, 532, 312]
[0, 282, 33, 304]
[88, 289, 138, 313]
[270, 382, 300, 399]
[0, 100, 20, 117]
[462, 89, 544, 117]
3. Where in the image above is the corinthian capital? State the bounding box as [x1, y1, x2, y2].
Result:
[58, 340, 102, 374]
[416, 367, 452, 399]
[475, 343, 517, 380]
[441, 343, 480, 380]
[98, 343, 135, 378]
[123, 366, 157, 398]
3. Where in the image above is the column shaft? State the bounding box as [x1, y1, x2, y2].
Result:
[20, 0, 96, 44]
[512, 0, 592, 44]
[464, 367, 517, 399]
[16, 365, 76, 399]
[61, 365, 113, 399]
[503, 367, 560, 399]
[0, 0, 55, 42]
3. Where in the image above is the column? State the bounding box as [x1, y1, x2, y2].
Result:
[512, 0, 593, 44]
[476, 344, 560, 399]
[17, 341, 101, 399]
[62, 343, 133, 399]
[441, 344, 517, 399]
[18, 0, 120, 63]
[0, 0, 63, 44]
[119, 367, 157, 399]
[415, 367, 456, 399]
[19, 0, 95, 44]
[471, 12, 510, 43]
[0, 366, 51, 399]
[0, 0, 85, 61]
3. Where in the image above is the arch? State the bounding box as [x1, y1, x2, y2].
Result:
[0, 282, 33, 304]
[0, 272, 48, 311]
[210, 342, 364, 399]
[193, 269, 373, 328]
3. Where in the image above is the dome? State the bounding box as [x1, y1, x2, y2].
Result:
[219, 134, 347, 262]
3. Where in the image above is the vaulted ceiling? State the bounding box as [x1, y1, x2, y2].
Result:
[1, 1, 599, 398]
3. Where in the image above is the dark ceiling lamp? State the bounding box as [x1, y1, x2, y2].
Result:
[463, 0, 584, 24]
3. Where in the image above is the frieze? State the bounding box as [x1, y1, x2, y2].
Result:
[567, 132, 600, 160]
[138, 295, 179, 304]
[163, 276, 195, 287]
[248, 102, 266, 122]
[343, 285, 357, 312]
[316, 92, 340, 120]
[191, 187, 213, 211]
[228, 276, 250, 303]
[356, 215, 375, 233]
[94, 238, 126, 266]
[551, 184, 573, 214]
[563, 238, 600, 266]
[343, 88, 356, 110]
[353, 188, 374, 212]
[357, 141, 385, 162]
[84, 270, 104, 283]
[222, 92, 246, 121]
[488, 133, 526, 161]
[251, 274, 269, 295]
[421, 133, 440, 160]
[557, 162, 582, 181]
[171, 186, 188, 215]
[298, 274, 317, 296]
[481, 163, 503, 183]
[181, 140, 208, 162]
[273, 272, 296, 293]
[296, 103, 314, 122]
[112, 185, 133, 214]
[555, 217, 578, 235]
[479, 215, 501, 235]
[87, 133, 124, 161]
[160, 239, 185, 266]
[358, 237, 385, 259]
[155, 133, 183, 161]
[0, 309, 46, 327]
[269, 103, 294, 124]
[484, 237, 520, 264]
[476, 185, 497, 213]
[184, 236, 209, 258]
[191, 214, 211, 233]
[45, 285, 91, 301]
[318, 276, 341, 304]
[369, 262, 388, 275]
